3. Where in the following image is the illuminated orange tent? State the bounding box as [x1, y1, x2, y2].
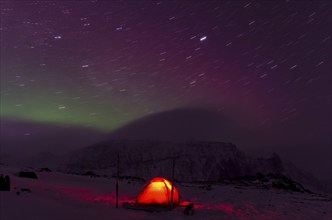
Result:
[136, 177, 179, 206]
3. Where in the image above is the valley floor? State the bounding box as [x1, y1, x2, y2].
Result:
[0, 165, 331, 220]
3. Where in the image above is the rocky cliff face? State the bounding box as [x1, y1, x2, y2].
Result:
[58, 139, 332, 192]
[61, 140, 301, 181]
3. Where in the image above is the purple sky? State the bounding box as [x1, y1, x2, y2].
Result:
[0, 1, 331, 179]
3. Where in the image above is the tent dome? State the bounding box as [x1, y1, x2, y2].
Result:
[136, 177, 179, 206]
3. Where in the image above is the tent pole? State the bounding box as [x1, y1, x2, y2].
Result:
[116, 152, 119, 208]
[170, 158, 175, 207]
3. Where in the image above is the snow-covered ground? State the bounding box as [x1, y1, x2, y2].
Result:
[1, 165, 331, 220]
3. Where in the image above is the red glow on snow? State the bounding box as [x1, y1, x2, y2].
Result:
[53, 186, 132, 205]
[193, 201, 281, 219]
[180, 196, 280, 220]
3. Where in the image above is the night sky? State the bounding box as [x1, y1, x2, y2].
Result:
[1, 1, 331, 178]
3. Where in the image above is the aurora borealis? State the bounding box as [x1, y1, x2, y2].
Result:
[0, 1, 331, 178]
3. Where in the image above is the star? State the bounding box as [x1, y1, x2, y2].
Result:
[200, 36, 207, 42]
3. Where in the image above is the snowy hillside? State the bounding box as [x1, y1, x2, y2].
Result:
[59, 140, 326, 192]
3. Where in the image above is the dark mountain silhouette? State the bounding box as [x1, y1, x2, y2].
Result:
[108, 108, 263, 148]
[1, 107, 330, 182]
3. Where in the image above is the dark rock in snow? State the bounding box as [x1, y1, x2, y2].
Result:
[18, 171, 38, 179]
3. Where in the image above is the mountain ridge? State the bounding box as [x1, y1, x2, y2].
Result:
[59, 139, 330, 193]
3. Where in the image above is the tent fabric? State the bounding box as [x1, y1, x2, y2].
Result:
[136, 177, 179, 206]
